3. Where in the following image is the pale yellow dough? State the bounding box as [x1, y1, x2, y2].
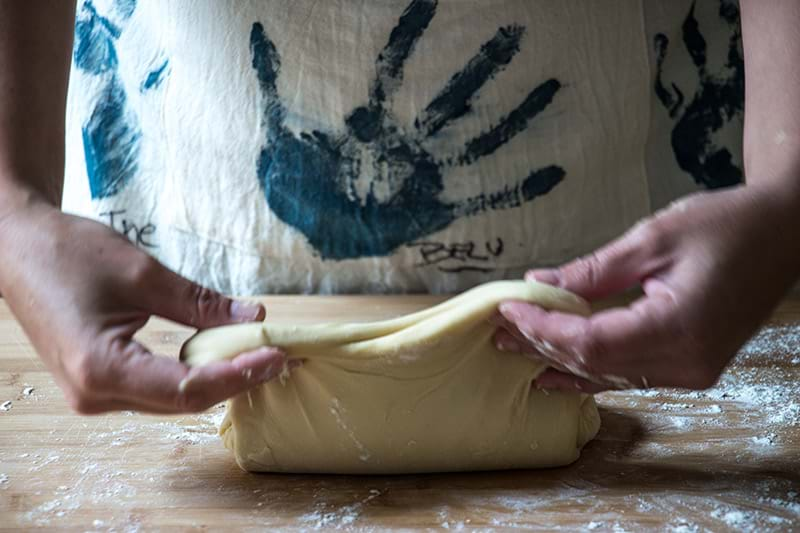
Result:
[182, 280, 601, 474]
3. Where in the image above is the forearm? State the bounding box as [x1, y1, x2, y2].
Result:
[741, 0, 800, 205]
[0, 2, 75, 215]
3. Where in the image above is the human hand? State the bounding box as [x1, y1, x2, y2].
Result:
[0, 200, 286, 414]
[493, 185, 800, 393]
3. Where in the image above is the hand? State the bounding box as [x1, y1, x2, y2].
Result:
[249, 10, 564, 260]
[0, 200, 287, 414]
[493, 185, 800, 393]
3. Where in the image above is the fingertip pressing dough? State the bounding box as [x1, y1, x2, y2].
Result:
[182, 280, 601, 474]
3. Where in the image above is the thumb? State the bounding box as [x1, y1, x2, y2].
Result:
[144, 260, 265, 328]
[525, 222, 668, 301]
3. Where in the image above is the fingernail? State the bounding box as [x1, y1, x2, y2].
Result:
[496, 338, 522, 352]
[526, 269, 561, 287]
[498, 302, 520, 322]
[231, 300, 264, 322]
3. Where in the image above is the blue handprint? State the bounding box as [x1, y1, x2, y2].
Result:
[251, 0, 565, 260]
[74, 0, 168, 199]
[654, 0, 744, 190]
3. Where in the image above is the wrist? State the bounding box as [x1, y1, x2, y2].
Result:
[744, 153, 800, 212]
[0, 181, 58, 290]
[746, 178, 800, 226]
[0, 178, 57, 223]
[740, 181, 800, 283]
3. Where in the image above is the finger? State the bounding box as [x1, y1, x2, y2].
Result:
[494, 314, 588, 376]
[75, 397, 199, 415]
[525, 220, 670, 301]
[65, 376, 200, 414]
[146, 262, 265, 328]
[493, 328, 522, 353]
[498, 303, 590, 364]
[114, 343, 287, 413]
[493, 328, 546, 360]
[533, 368, 611, 394]
[492, 314, 600, 373]
[176, 347, 288, 405]
[493, 317, 588, 376]
[498, 297, 669, 387]
[68, 398, 139, 415]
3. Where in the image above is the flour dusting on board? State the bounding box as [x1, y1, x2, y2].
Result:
[14, 406, 227, 527]
[298, 488, 382, 530]
[585, 324, 800, 532]
[5, 324, 800, 530]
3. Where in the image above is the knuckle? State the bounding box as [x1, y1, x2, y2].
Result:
[566, 253, 602, 291]
[73, 349, 107, 396]
[187, 284, 224, 320]
[633, 216, 671, 257]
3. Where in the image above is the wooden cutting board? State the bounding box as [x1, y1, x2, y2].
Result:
[1, 295, 799, 531]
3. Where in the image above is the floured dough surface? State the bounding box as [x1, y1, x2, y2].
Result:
[182, 280, 601, 474]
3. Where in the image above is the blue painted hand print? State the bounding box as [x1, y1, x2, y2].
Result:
[74, 0, 168, 200]
[251, 0, 565, 260]
[74, 0, 140, 199]
[654, 0, 744, 190]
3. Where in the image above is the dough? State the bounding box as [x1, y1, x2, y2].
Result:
[182, 280, 601, 474]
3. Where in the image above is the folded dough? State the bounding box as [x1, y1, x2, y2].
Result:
[182, 280, 600, 474]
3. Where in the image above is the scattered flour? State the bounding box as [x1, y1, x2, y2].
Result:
[591, 323, 800, 532]
[738, 325, 800, 359]
[329, 398, 371, 462]
[710, 509, 752, 529]
[299, 505, 360, 530]
[623, 324, 800, 441]
[6, 324, 800, 531]
[751, 433, 778, 447]
[298, 489, 382, 530]
[668, 523, 700, 533]
[15, 411, 227, 527]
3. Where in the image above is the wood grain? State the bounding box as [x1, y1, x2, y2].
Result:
[1, 295, 799, 531]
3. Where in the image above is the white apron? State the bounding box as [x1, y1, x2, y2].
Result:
[64, 0, 744, 293]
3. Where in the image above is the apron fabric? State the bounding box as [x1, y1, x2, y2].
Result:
[63, 0, 744, 294]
